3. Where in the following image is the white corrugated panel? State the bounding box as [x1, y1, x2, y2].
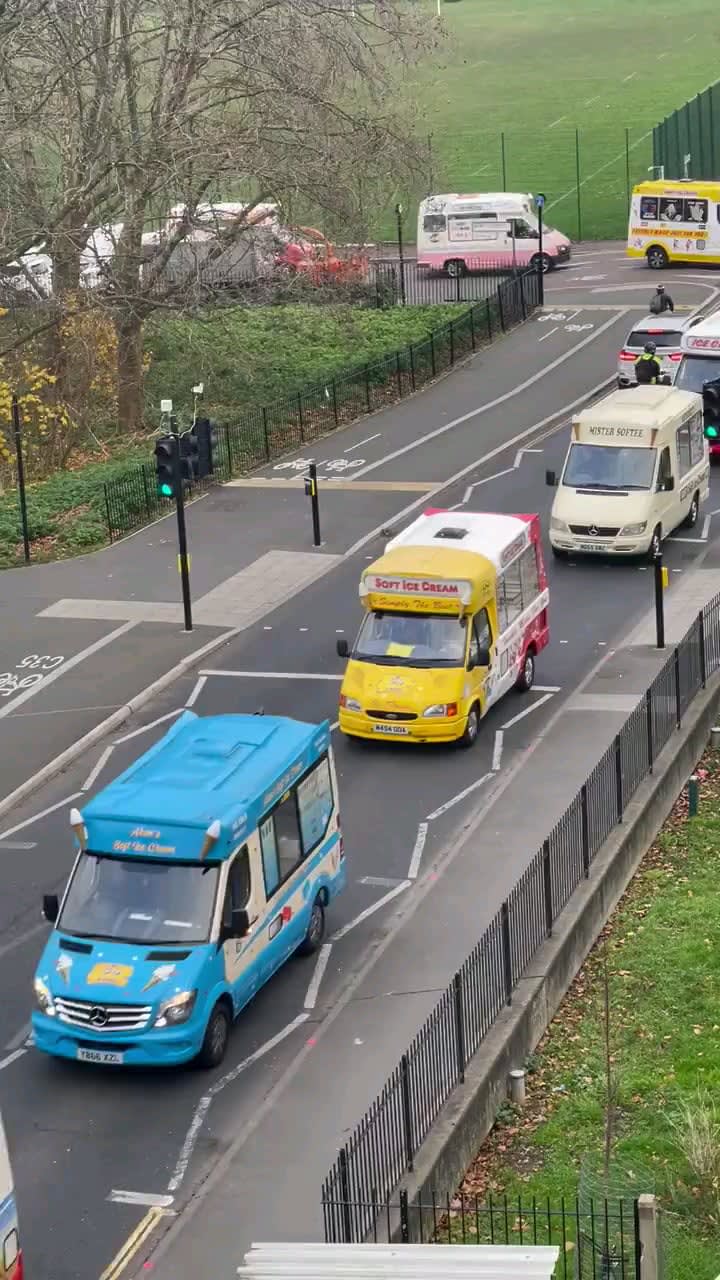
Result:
[239, 1242, 559, 1280]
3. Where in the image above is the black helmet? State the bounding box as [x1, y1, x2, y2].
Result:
[657, 284, 665, 292]
[644, 341, 657, 354]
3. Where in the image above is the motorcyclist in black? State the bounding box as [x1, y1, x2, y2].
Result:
[634, 342, 662, 385]
[650, 284, 674, 314]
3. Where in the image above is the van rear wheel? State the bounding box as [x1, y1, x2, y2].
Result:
[298, 896, 325, 956]
[647, 246, 668, 270]
[515, 650, 535, 693]
[683, 492, 699, 529]
[445, 259, 466, 278]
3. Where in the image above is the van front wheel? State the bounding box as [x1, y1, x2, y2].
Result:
[197, 1001, 231, 1069]
[458, 702, 480, 749]
[647, 525, 662, 561]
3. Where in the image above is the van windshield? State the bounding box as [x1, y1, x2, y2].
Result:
[563, 443, 657, 491]
[354, 611, 467, 667]
[675, 354, 720, 394]
[58, 852, 219, 944]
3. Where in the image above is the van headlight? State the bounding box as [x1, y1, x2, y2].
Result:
[154, 991, 197, 1027]
[550, 517, 568, 532]
[423, 703, 458, 718]
[340, 695, 361, 713]
[34, 977, 56, 1016]
[620, 522, 647, 536]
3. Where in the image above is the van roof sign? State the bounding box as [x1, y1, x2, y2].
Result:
[685, 335, 720, 351]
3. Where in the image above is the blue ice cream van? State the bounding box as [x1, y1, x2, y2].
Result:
[32, 712, 346, 1068]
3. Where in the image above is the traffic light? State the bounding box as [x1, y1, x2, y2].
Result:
[703, 382, 720, 442]
[154, 435, 177, 498]
[194, 418, 218, 479]
[180, 431, 200, 484]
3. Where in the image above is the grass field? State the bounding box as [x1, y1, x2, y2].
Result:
[453, 747, 720, 1279]
[391, 0, 720, 240]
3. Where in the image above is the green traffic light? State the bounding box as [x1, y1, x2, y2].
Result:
[706, 426, 719, 439]
[159, 482, 173, 496]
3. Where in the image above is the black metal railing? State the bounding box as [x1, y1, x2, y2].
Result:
[322, 594, 719, 1244]
[103, 268, 540, 541]
[324, 1190, 641, 1280]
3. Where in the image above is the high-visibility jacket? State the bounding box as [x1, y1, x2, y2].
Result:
[635, 353, 661, 384]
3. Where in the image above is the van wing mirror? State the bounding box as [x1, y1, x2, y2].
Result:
[231, 907, 250, 938]
[336, 637, 349, 659]
[42, 893, 59, 923]
[545, 469, 557, 487]
[665, 475, 675, 491]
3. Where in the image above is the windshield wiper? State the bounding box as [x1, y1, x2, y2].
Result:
[573, 481, 623, 489]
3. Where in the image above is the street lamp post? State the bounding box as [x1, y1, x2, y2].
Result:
[535, 192, 546, 306]
[12, 395, 30, 564]
[395, 203, 407, 306]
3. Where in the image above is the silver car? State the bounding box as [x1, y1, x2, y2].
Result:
[617, 313, 697, 387]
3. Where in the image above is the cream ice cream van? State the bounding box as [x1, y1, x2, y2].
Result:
[547, 386, 708, 560]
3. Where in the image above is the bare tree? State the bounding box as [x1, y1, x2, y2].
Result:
[0, 0, 430, 434]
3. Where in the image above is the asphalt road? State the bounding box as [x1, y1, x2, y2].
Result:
[1, 248, 719, 1280]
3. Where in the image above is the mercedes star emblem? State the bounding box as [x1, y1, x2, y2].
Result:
[89, 1006, 109, 1027]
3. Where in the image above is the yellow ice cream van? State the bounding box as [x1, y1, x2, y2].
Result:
[336, 509, 549, 747]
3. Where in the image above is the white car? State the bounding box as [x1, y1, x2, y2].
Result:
[617, 313, 698, 387]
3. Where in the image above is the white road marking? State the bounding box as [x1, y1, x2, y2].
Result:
[501, 692, 555, 729]
[109, 1191, 175, 1208]
[537, 326, 559, 342]
[303, 943, 332, 1010]
[426, 773, 494, 821]
[0, 841, 36, 850]
[513, 447, 542, 467]
[533, 685, 561, 692]
[4, 1022, 30, 1052]
[0, 622, 136, 722]
[407, 822, 429, 879]
[0, 1049, 25, 1072]
[359, 875, 405, 888]
[492, 730, 504, 771]
[331, 880, 411, 941]
[0, 791, 84, 841]
[344, 433, 381, 454]
[330, 720, 339, 732]
[114, 709, 184, 744]
[81, 745, 115, 792]
[200, 669, 342, 681]
[348, 315, 628, 481]
[167, 1014, 310, 1193]
[669, 536, 706, 544]
[702, 515, 711, 540]
[185, 675, 207, 707]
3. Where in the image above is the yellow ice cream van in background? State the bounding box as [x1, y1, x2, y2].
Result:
[336, 510, 549, 748]
[627, 179, 720, 269]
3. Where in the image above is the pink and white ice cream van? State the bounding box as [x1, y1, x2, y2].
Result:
[416, 192, 571, 277]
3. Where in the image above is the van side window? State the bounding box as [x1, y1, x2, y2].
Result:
[223, 846, 251, 928]
[499, 557, 523, 629]
[259, 791, 304, 898]
[520, 543, 540, 601]
[657, 446, 673, 488]
[510, 219, 535, 239]
[689, 412, 705, 465]
[296, 756, 334, 855]
[676, 424, 692, 476]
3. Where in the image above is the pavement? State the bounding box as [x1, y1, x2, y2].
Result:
[1, 245, 720, 1280]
